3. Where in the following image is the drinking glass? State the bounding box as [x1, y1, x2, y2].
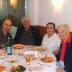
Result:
[25, 54, 31, 65]
[0, 43, 5, 49]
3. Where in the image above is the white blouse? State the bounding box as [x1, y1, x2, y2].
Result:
[42, 33, 61, 53]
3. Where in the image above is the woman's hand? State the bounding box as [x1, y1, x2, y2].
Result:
[53, 48, 60, 55]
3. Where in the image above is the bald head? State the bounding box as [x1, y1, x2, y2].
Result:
[2, 19, 12, 33]
[3, 19, 12, 25]
[57, 24, 70, 41]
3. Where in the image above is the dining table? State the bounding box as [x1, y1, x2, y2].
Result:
[0, 45, 57, 72]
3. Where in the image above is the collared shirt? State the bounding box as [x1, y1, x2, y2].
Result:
[0, 28, 13, 49]
[42, 32, 61, 52]
[20, 28, 34, 45]
[60, 35, 71, 61]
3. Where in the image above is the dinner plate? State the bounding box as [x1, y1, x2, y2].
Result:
[0, 65, 6, 72]
[12, 44, 24, 49]
[40, 54, 55, 63]
[41, 57, 54, 63]
[30, 64, 43, 71]
[10, 64, 27, 72]
[32, 46, 46, 51]
[7, 55, 18, 64]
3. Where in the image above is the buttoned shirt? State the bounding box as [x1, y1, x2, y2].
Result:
[42, 32, 61, 52]
[20, 28, 34, 45]
[0, 28, 13, 49]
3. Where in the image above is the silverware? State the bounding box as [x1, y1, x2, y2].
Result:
[29, 69, 32, 72]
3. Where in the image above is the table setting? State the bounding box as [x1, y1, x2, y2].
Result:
[0, 44, 57, 72]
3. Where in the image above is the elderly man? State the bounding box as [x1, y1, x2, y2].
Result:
[0, 19, 13, 49]
[14, 16, 41, 46]
[57, 24, 72, 72]
[42, 22, 61, 54]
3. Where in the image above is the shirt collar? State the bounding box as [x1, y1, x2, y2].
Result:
[62, 35, 71, 44]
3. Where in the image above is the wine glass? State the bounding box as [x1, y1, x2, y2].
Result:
[0, 43, 5, 50]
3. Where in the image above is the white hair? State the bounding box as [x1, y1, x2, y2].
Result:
[21, 16, 31, 23]
[57, 24, 70, 31]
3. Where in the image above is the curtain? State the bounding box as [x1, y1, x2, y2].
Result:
[0, 0, 25, 26]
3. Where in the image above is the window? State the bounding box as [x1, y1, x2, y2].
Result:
[0, 0, 25, 26]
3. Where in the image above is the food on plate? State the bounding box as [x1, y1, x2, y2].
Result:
[10, 65, 26, 72]
[0, 50, 6, 56]
[32, 47, 46, 51]
[13, 44, 24, 49]
[0, 66, 6, 72]
[41, 55, 54, 63]
[10, 60, 17, 63]
[37, 47, 46, 51]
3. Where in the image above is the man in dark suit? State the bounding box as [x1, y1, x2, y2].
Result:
[56, 24, 72, 72]
[14, 16, 41, 46]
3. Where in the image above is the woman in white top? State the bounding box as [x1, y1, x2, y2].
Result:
[42, 22, 61, 54]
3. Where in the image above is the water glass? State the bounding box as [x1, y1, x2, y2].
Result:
[0, 43, 5, 49]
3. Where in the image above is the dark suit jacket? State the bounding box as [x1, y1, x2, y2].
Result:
[14, 26, 41, 46]
[56, 37, 72, 72]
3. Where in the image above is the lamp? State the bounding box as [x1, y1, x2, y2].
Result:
[52, 0, 64, 11]
[0, 0, 2, 9]
[10, 0, 17, 8]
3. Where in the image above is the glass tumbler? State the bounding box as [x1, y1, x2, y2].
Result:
[25, 54, 31, 65]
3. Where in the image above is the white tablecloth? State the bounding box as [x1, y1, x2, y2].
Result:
[0, 46, 57, 72]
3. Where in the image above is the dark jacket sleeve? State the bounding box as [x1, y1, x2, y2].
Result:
[14, 26, 23, 43]
[31, 26, 41, 46]
[57, 40, 72, 72]
[9, 33, 14, 45]
[64, 42, 72, 72]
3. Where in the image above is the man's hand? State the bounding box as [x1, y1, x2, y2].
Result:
[56, 68, 66, 72]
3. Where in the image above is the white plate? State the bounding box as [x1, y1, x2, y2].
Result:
[40, 53, 56, 62]
[30, 64, 43, 71]
[7, 55, 18, 64]
[9, 64, 27, 72]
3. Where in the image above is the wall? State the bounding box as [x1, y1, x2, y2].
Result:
[27, 0, 72, 31]
[27, 0, 39, 25]
[40, 0, 72, 31]
[27, 0, 34, 25]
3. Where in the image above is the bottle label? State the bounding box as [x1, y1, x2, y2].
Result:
[6, 47, 12, 55]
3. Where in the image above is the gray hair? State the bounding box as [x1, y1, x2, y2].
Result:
[21, 16, 31, 23]
[57, 24, 70, 31]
